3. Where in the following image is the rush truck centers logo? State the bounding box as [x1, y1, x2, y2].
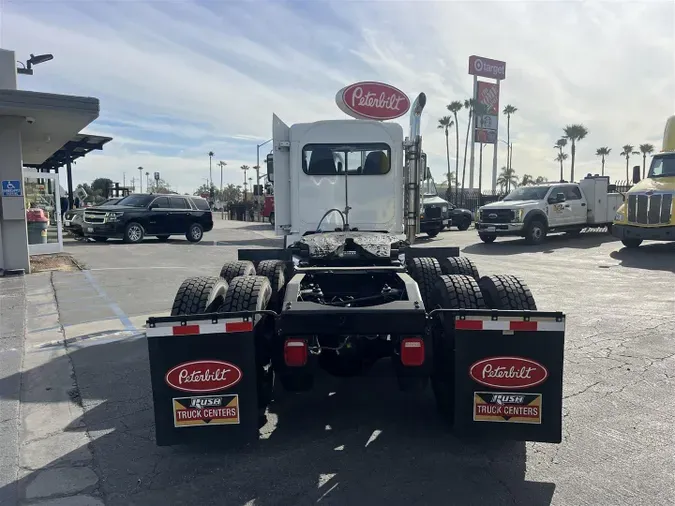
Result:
[173, 394, 240, 427]
[335, 81, 410, 121]
[165, 360, 243, 393]
[469, 356, 548, 389]
[473, 392, 542, 424]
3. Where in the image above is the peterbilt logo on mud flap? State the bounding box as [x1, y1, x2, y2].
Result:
[469, 356, 548, 389]
[165, 360, 243, 393]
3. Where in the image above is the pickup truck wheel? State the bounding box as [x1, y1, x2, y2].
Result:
[430, 274, 485, 424]
[440, 256, 480, 281]
[457, 217, 471, 231]
[622, 238, 643, 248]
[478, 234, 496, 243]
[525, 220, 547, 245]
[219, 260, 256, 283]
[407, 257, 443, 310]
[218, 276, 275, 410]
[478, 274, 537, 310]
[170, 276, 229, 316]
[426, 228, 440, 238]
[256, 260, 286, 311]
[186, 222, 204, 242]
[123, 222, 145, 243]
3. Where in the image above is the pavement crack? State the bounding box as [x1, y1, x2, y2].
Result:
[563, 381, 601, 399]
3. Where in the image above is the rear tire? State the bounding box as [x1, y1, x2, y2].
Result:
[256, 260, 286, 311]
[439, 256, 480, 281]
[407, 257, 443, 310]
[186, 222, 204, 242]
[430, 275, 485, 424]
[219, 260, 256, 283]
[217, 276, 275, 411]
[170, 276, 229, 316]
[478, 274, 537, 310]
[479, 234, 496, 243]
[457, 218, 471, 231]
[622, 238, 643, 248]
[426, 228, 440, 238]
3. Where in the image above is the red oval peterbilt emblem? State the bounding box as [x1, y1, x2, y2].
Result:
[165, 360, 242, 393]
[469, 356, 548, 389]
[335, 81, 410, 121]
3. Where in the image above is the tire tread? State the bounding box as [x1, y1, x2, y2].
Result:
[219, 260, 256, 283]
[478, 274, 537, 310]
[171, 276, 228, 316]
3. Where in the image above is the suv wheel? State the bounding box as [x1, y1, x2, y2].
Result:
[457, 217, 471, 231]
[186, 222, 204, 242]
[123, 222, 145, 244]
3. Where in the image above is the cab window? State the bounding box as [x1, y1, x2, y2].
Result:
[302, 143, 391, 175]
[169, 197, 190, 209]
[649, 154, 675, 178]
[563, 186, 582, 200]
[152, 197, 170, 208]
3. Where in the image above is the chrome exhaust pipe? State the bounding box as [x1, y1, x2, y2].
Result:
[405, 92, 427, 244]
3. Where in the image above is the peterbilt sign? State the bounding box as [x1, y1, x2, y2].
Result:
[468, 55, 506, 80]
[335, 81, 411, 121]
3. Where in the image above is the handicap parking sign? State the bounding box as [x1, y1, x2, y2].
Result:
[1, 180, 22, 197]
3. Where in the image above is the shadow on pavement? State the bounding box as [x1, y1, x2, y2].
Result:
[609, 242, 675, 273]
[0, 336, 555, 506]
[462, 230, 617, 256]
[64, 237, 283, 248]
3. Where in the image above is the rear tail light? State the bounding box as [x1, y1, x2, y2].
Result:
[401, 337, 425, 366]
[284, 339, 308, 367]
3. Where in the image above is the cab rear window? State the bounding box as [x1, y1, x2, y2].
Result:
[302, 143, 391, 175]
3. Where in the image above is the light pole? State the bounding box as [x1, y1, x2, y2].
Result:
[137, 166, 143, 193]
[145, 172, 150, 193]
[242, 166, 249, 201]
[218, 161, 227, 219]
[208, 151, 214, 202]
[256, 138, 272, 184]
[16, 53, 54, 75]
[499, 139, 513, 173]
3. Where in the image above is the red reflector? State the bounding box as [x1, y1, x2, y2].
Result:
[226, 321, 253, 333]
[510, 320, 537, 331]
[172, 325, 200, 335]
[284, 339, 307, 367]
[455, 319, 483, 330]
[401, 338, 425, 366]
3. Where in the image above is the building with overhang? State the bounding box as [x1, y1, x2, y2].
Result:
[0, 48, 111, 274]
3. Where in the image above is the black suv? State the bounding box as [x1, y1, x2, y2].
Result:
[82, 194, 213, 243]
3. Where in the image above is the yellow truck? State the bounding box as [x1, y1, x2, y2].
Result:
[612, 116, 675, 247]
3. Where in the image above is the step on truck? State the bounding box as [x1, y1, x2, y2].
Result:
[146, 82, 566, 447]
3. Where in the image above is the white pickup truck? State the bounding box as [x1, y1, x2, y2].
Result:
[476, 175, 624, 244]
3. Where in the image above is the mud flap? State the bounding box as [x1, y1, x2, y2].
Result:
[452, 310, 565, 443]
[146, 313, 259, 446]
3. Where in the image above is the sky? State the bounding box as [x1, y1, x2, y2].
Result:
[2, 0, 674, 195]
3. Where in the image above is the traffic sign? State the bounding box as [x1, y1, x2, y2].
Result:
[1, 180, 22, 197]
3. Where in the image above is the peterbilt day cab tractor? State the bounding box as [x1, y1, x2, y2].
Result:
[146, 82, 566, 447]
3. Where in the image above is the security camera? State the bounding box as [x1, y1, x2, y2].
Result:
[25, 116, 35, 125]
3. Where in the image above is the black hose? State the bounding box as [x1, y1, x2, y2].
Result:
[316, 208, 346, 232]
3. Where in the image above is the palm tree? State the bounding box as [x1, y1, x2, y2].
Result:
[534, 176, 549, 184]
[595, 147, 611, 176]
[555, 152, 568, 182]
[460, 98, 476, 195]
[447, 101, 463, 200]
[563, 124, 589, 183]
[521, 174, 534, 186]
[438, 116, 454, 197]
[503, 105, 517, 170]
[496, 166, 519, 193]
[639, 143, 655, 179]
[620, 145, 639, 182]
[554, 138, 567, 181]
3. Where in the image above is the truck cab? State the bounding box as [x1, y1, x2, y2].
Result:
[611, 116, 675, 248]
[420, 172, 449, 237]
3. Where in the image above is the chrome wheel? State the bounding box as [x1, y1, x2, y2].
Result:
[190, 225, 202, 241]
[128, 225, 142, 242]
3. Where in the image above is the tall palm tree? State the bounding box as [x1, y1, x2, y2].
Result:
[438, 116, 454, 196]
[563, 124, 589, 183]
[503, 105, 517, 170]
[534, 176, 549, 184]
[460, 98, 476, 195]
[555, 152, 568, 182]
[554, 138, 567, 180]
[595, 147, 611, 176]
[447, 101, 463, 200]
[620, 145, 639, 182]
[639, 143, 655, 179]
[521, 174, 534, 186]
[496, 166, 518, 193]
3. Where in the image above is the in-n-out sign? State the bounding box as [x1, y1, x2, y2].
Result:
[469, 55, 506, 80]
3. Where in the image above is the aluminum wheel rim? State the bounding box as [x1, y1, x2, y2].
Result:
[128, 225, 142, 241]
[191, 226, 202, 240]
[532, 227, 542, 239]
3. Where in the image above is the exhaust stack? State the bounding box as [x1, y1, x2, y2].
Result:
[405, 92, 427, 244]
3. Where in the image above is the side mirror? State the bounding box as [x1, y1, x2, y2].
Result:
[632, 165, 641, 184]
[266, 153, 274, 183]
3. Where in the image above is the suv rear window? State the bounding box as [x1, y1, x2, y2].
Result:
[170, 197, 190, 209]
[192, 198, 210, 211]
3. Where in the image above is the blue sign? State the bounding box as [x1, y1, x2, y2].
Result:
[1, 180, 22, 197]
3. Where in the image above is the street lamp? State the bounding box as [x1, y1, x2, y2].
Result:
[256, 138, 272, 183]
[16, 53, 54, 76]
[145, 172, 150, 193]
[137, 166, 143, 193]
[499, 139, 513, 171]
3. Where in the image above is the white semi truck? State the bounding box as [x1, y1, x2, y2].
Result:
[145, 85, 567, 447]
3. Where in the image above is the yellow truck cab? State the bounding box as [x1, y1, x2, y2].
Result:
[612, 116, 675, 247]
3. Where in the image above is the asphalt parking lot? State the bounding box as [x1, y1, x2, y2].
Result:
[5, 218, 675, 505]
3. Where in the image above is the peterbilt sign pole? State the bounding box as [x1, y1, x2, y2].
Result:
[468, 55, 506, 192]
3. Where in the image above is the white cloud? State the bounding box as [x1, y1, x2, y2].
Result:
[4, 0, 674, 194]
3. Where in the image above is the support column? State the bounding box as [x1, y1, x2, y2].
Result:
[66, 161, 74, 210]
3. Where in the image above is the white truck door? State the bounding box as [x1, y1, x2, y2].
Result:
[564, 185, 588, 225]
[546, 187, 568, 227]
[272, 114, 291, 236]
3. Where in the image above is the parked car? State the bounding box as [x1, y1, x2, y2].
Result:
[81, 194, 213, 243]
[64, 198, 121, 238]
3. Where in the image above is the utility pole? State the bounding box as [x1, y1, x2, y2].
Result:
[242, 166, 249, 201]
[130, 177, 136, 192]
[137, 166, 143, 193]
[218, 161, 226, 220]
[208, 151, 214, 202]
[145, 172, 150, 193]
[123, 172, 126, 189]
